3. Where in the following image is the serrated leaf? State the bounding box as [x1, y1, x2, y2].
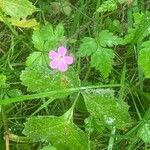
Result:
[105, 18, 121, 33]
[77, 37, 97, 57]
[77, 31, 120, 77]
[23, 116, 88, 150]
[133, 12, 145, 27]
[82, 89, 131, 129]
[98, 30, 122, 47]
[0, 0, 37, 19]
[91, 47, 115, 78]
[138, 41, 150, 78]
[123, 28, 135, 44]
[32, 24, 65, 51]
[96, 0, 127, 13]
[54, 23, 64, 39]
[123, 13, 150, 44]
[26, 52, 49, 67]
[20, 67, 80, 95]
[97, 0, 118, 13]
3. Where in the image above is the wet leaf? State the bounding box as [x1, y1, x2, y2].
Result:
[82, 89, 131, 129]
[20, 67, 80, 97]
[23, 116, 88, 150]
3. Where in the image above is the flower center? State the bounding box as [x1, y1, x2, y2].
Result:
[57, 56, 64, 61]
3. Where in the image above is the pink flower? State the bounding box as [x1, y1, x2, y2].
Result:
[49, 46, 73, 72]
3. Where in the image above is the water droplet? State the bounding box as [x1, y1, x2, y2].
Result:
[105, 116, 115, 125]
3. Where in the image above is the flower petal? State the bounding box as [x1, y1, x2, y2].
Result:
[58, 46, 67, 56]
[49, 60, 58, 69]
[58, 60, 68, 72]
[49, 51, 58, 59]
[64, 56, 73, 64]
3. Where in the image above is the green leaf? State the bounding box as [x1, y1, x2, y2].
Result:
[26, 52, 49, 67]
[104, 18, 121, 33]
[82, 89, 131, 129]
[0, 0, 37, 19]
[77, 30, 121, 77]
[0, 14, 38, 28]
[10, 18, 39, 28]
[91, 47, 115, 78]
[23, 116, 88, 150]
[138, 109, 150, 143]
[138, 41, 150, 78]
[133, 12, 145, 27]
[32, 24, 65, 52]
[41, 145, 57, 150]
[85, 116, 105, 134]
[20, 67, 80, 94]
[98, 30, 122, 47]
[123, 29, 135, 44]
[77, 37, 97, 57]
[54, 23, 65, 39]
[138, 123, 150, 143]
[125, 12, 150, 46]
[62, 2, 72, 16]
[97, 0, 118, 13]
[96, 0, 127, 13]
[7, 89, 22, 98]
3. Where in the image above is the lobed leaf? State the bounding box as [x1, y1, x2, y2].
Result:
[97, 0, 118, 13]
[23, 116, 88, 150]
[77, 37, 97, 57]
[26, 52, 49, 67]
[91, 47, 115, 78]
[98, 30, 122, 47]
[77, 30, 122, 77]
[20, 67, 80, 96]
[96, 0, 127, 13]
[32, 24, 65, 52]
[82, 89, 131, 129]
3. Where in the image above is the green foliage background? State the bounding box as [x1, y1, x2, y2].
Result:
[0, 0, 150, 149]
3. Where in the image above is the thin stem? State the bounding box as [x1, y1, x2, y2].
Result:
[107, 127, 116, 150]
[0, 84, 121, 105]
[1, 90, 10, 150]
[83, 64, 91, 81]
[67, 92, 80, 122]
